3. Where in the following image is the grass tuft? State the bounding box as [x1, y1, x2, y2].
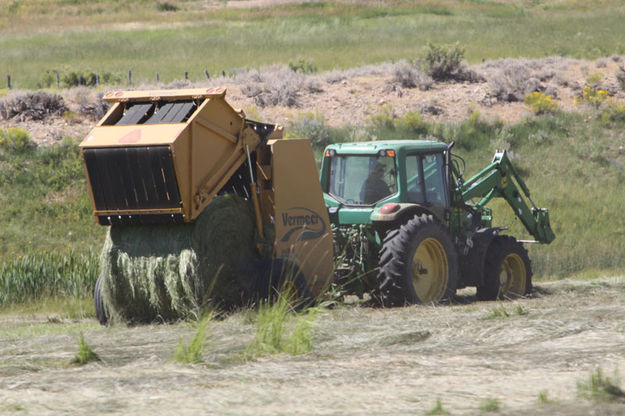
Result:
[577, 367, 625, 402]
[538, 389, 557, 404]
[173, 314, 213, 364]
[426, 398, 450, 415]
[245, 293, 318, 358]
[71, 332, 100, 365]
[479, 397, 501, 412]
[485, 302, 529, 319]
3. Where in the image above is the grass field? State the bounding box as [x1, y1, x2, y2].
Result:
[1, 0, 625, 88]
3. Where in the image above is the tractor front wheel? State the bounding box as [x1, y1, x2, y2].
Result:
[378, 214, 459, 306]
[477, 236, 532, 301]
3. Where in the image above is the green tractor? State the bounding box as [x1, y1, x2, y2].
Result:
[320, 140, 555, 306]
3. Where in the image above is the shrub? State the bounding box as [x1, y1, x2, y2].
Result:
[575, 85, 609, 108]
[600, 100, 625, 123]
[240, 66, 305, 108]
[524, 91, 558, 115]
[289, 58, 317, 74]
[400, 110, 426, 133]
[39, 70, 57, 88]
[289, 113, 331, 146]
[157, 2, 179, 12]
[0, 91, 67, 121]
[62, 71, 100, 88]
[322, 70, 346, 84]
[587, 72, 604, 87]
[489, 62, 539, 102]
[422, 42, 465, 81]
[368, 104, 396, 130]
[64, 87, 110, 120]
[392, 61, 433, 90]
[616, 66, 625, 90]
[0, 128, 36, 153]
[595, 58, 608, 68]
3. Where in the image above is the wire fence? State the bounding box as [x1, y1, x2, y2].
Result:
[4, 69, 222, 90]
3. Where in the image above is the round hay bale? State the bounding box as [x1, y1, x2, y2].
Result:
[99, 194, 259, 323]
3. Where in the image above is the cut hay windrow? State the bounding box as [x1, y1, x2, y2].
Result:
[100, 194, 259, 323]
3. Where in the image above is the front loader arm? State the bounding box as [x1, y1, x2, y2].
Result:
[459, 151, 555, 244]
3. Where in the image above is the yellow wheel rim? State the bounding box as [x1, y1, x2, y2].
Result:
[499, 253, 526, 297]
[411, 238, 448, 303]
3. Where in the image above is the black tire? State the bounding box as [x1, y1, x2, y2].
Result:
[477, 235, 532, 301]
[254, 258, 314, 308]
[94, 274, 108, 325]
[378, 214, 459, 306]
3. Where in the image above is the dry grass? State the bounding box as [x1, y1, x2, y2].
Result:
[0, 276, 624, 414]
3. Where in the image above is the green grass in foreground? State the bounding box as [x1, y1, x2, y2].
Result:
[173, 314, 213, 364]
[72, 332, 100, 365]
[577, 367, 625, 403]
[1, 0, 624, 88]
[245, 294, 318, 358]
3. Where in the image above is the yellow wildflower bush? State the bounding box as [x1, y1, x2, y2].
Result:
[575, 85, 609, 108]
[524, 91, 558, 115]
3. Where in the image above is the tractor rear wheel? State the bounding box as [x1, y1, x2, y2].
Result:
[477, 236, 532, 301]
[94, 275, 108, 325]
[378, 214, 459, 306]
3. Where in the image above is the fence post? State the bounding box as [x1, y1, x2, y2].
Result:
[7, 75, 10, 89]
[128, 70, 132, 86]
[156, 72, 160, 83]
[184, 71, 188, 80]
[96, 74, 100, 86]
[56, 71, 60, 89]
[204, 69, 210, 80]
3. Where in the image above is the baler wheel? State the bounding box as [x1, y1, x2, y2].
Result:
[94, 275, 108, 325]
[477, 236, 532, 300]
[254, 258, 314, 308]
[378, 214, 459, 306]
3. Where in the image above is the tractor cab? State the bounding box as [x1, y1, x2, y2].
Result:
[320, 140, 450, 226]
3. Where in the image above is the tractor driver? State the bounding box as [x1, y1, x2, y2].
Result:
[361, 161, 392, 204]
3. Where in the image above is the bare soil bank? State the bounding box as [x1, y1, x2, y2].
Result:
[2, 56, 624, 146]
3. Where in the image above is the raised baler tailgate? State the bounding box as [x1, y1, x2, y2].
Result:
[83, 146, 183, 224]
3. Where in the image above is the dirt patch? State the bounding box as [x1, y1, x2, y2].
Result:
[1, 276, 624, 415]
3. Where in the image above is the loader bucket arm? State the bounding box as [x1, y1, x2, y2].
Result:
[459, 151, 555, 244]
[80, 88, 277, 225]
